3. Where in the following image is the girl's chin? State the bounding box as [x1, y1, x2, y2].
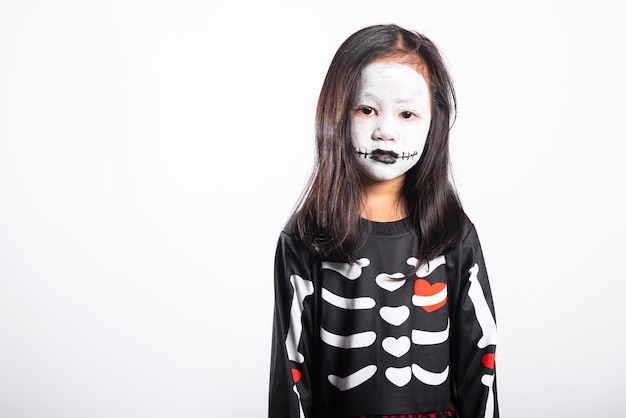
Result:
[358, 163, 415, 183]
[361, 170, 408, 184]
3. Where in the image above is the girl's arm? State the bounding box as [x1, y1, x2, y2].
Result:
[450, 224, 499, 418]
[269, 228, 317, 418]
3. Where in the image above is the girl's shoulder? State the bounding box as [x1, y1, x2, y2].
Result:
[459, 212, 485, 251]
[461, 213, 476, 239]
[278, 213, 309, 251]
[281, 213, 299, 238]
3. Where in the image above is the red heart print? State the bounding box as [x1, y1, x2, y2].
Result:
[414, 279, 447, 312]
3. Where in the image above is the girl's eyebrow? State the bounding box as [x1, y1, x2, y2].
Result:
[358, 93, 422, 104]
[358, 92, 381, 102]
[393, 98, 423, 105]
[358, 93, 425, 109]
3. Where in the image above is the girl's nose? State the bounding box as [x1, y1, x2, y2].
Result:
[372, 115, 396, 141]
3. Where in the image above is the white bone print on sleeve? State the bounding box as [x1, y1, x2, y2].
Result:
[468, 264, 497, 349]
[467, 263, 497, 418]
[285, 274, 314, 363]
[291, 376, 305, 418]
[481, 374, 496, 418]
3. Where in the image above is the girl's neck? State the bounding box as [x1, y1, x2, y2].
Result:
[360, 175, 407, 222]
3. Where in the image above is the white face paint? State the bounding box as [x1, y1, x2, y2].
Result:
[351, 61, 432, 182]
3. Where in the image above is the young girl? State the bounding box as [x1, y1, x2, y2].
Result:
[269, 24, 498, 418]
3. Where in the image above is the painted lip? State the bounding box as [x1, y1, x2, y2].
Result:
[370, 149, 398, 164]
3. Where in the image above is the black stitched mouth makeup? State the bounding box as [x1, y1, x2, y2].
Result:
[355, 148, 420, 164]
[370, 149, 398, 164]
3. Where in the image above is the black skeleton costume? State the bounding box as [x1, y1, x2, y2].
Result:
[269, 216, 498, 418]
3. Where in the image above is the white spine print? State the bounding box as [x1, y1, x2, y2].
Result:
[468, 264, 497, 349]
[385, 366, 412, 387]
[286, 274, 314, 363]
[328, 365, 377, 391]
[320, 327, 376, 349]
[382, 336, 411, 357]
[321, 258, 370, 280]
[379, 305, 410, 326]
[481, 374, 495, 418]
[322, 288, 375, 310]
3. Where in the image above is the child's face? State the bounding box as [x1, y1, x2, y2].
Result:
[351, 60, 431, 182]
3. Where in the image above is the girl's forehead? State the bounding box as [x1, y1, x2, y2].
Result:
[359, 61, 431, 96]
[365, 55, 429, 83]
[357, 61, 431, 109]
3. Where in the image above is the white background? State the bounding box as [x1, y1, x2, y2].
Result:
[1, 0, 625, 416]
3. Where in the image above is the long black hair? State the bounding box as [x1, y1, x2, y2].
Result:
[295, 24, 465, 266]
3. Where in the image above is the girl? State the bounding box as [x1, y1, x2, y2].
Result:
[269, 24, 498, 418]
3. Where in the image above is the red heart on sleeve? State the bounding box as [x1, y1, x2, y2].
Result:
[482, 353, 495, 370]
[291, 368, 301, 384]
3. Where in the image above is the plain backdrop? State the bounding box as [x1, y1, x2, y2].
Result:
[1, 0, 625, 416]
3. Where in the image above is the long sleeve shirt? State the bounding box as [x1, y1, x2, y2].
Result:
[269, 216, 498, 418]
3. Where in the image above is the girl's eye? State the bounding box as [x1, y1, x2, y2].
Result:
[359, 106, 374, 115]
[400, 111, 415, 119]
